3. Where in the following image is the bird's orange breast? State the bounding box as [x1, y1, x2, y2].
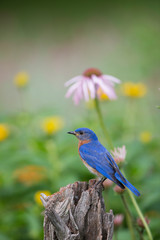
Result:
[78, 139, 91, 149]
[78, 139, 90, 165]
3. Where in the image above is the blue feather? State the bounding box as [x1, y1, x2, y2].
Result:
[115, 172, 140, 197]
[79, 140, 141, 197]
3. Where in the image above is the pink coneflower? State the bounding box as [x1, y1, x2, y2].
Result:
[65, 68, 121, 105]
[111, 145, 126, 164]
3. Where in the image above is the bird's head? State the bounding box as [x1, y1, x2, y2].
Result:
[68, 128, 98, 141]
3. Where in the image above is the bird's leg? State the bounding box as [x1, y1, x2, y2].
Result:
[94, 177, 107, 189]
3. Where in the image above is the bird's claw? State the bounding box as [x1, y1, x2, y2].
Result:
[95, 182, 104, 192]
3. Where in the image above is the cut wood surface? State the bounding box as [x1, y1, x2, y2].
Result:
[41, 179, 114, 240]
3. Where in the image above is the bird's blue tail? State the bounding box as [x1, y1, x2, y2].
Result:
[115, 172, 140, 197]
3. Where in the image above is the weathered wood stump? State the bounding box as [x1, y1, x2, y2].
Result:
[41, 179, 114, 240]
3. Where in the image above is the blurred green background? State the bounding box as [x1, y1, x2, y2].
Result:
[0, 1, 160, 239]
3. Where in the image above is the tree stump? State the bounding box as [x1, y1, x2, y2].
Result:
[40, 179, 114, 240]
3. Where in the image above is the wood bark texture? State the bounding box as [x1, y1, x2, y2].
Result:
[41, 179, 114, 240]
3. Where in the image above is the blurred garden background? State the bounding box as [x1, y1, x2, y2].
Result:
[0, 0, 160, 239]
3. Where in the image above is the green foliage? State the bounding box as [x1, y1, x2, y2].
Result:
[0, 91, 160, 240]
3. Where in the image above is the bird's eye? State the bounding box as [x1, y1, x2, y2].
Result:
[79, 131, 83, 135]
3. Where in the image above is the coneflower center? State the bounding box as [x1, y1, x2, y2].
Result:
[83, 68, 102, 78]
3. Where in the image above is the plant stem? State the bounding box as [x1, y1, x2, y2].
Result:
[121, 170, 153, 240]
[121, 194, 136, 240]
[121, 194, 133, 220]
[94, 97, 114, 149]
[139, 229, 145, 240]
[127, 189, 153, 240]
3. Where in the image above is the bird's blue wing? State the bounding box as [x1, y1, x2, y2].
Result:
[79, 141, 140, 197]
[79, 141, 117, 181]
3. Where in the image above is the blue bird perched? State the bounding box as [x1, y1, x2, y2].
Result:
[68, 127, 140, 197]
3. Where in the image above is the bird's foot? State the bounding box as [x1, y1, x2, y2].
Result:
[94, 177, 107, 192]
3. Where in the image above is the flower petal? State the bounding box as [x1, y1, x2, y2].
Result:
[92, 75, 117, 99]
[111, 145, 126, 164]
[87, 79, 96, 99]
[65, 76, 82, 87]
[73, 94, 80, 105]
[73, 86, 83, 105]
[82, 80, 89, 101]
[102, 75, 121, 84]
[65, 81, 81, 98]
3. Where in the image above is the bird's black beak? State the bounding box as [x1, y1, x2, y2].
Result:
[67, 131, 76, 135]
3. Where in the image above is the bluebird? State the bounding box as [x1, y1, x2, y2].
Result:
[68, 128, 140, 197]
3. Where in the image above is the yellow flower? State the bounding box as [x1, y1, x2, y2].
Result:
[97, 88, 109, 101]
[14, 165, 46, 186]
[0, 124, 9, 141]
[14, 72, 29, 87]
[34, 190, 51, 206]
[42, 116, 64, 135]
[122, 82, 147, 98]
[139, 131, 152, 143]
